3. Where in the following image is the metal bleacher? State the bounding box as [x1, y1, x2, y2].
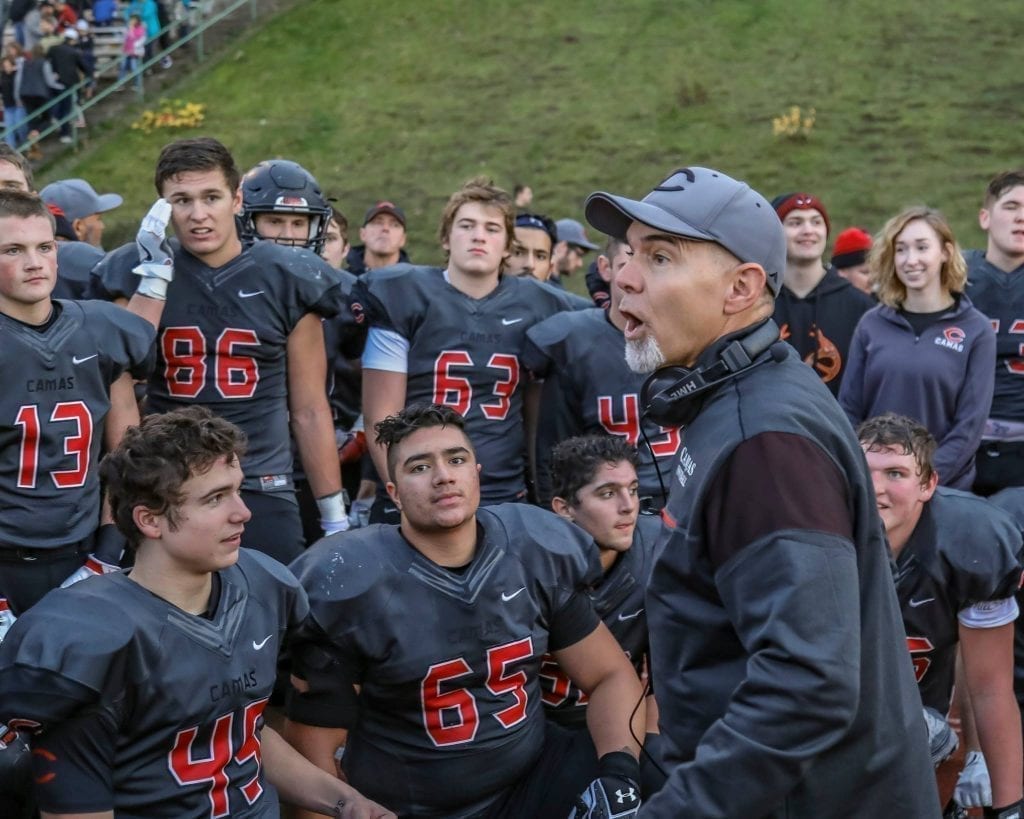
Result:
[1, 0, 258, 155]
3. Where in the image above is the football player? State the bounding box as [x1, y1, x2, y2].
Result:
[524, 236, 680, 508]
[0, 407, 394, 818]
[547, 436, 665, 798]
[354, 177, 578, 515]
[240, 159, 333, 254]
[966, 170, 1024, 495]
[108, 137, 350, 563]
[859, 413, 1023, 817]
[240, 159, 363, 545]
[0, 190, 154, 622]
[284, 404, 645, 819]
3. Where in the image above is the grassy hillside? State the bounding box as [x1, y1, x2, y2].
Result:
[43, 0, 1024, 285]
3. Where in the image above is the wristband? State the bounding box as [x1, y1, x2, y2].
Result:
[133, 263, 173, 299]
[984, 801, 1024, 819]
[598, 750, 641, 783]
[316, 491, 348, 521]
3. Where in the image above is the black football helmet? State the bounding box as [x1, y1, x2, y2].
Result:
[240, 159, 332, 253]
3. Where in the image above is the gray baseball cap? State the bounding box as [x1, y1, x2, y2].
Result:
[555, 218, 600, 251]
[584, 167, 786, 294]
[40, 178, 123, 221]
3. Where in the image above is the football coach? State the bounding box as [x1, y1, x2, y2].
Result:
[584, 167, 940, 817]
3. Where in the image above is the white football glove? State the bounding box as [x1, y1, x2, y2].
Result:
[954, 750, 992, 808]
[133, 198, 174, 299]
[61, 555, 121, 589]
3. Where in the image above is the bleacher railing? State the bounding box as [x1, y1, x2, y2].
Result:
[2, 0, 259, 154]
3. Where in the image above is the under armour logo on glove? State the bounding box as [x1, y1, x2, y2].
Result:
[570, 751, 641, 819]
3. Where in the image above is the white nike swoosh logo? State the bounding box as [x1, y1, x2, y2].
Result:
[252, 635, 273, 650]
[618, 609, 644, 621]
[908, 597, 935, 608]
[501, 318, 523, 325]
[238, 290, 265, 298]
[72, 354, 98, 364]
[501, 587, 526, 602]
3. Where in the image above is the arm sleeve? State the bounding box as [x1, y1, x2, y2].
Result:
[548, 590, 600, 651]
[933, 325, 997, 486]
[31, 706, 118, 815]
[361, 327, 409, 373]
[959, 597, 1019, 629]
[643, 432, 862, 818]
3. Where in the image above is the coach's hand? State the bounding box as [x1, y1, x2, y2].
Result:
[570, 752, 641, 819]
[954, 750, 992, 808]
[133, 198, 174, 300]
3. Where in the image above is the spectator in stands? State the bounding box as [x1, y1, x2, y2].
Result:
[345, 200, 409, 275]
[39, 177, 122, 248]
[45, 27, 90, 143]
[10, 0, 37, 48]
[772, 192, 875, 395]
[118, 13, 146, 91]
[840, 206, 995, 489]
[92, 0, 118, 26]
[513, 182, 533, 209]
[124, 0, 160, 62]
[18, 43, 57, 160]
[966, 171, 1024, 496]
[74, 19, 96, 97]
[54, 0, 78, 30]
[831, 226, 874, 295]
[550, 217, 598, 287]
[0, 55, 27, 149]
[154, 0, 173, 68]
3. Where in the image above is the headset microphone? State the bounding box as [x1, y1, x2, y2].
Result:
[640, 319, 785, 428]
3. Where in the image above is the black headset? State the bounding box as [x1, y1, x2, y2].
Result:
[640, 319, 788, 428]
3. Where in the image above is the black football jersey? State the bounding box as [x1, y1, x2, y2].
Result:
[288, 503, 602, 817]
[141, 242, 344, 490]
[983, 487, 1024, 714]
[321, 266, 365, 431]
[965, 250, 1024, 421]
[0, 549, 308, 817]
[352, 266, 577, 503]
[0, 300, 154, 549]
[895, 488, 1023, 713]
[540, 514, 659, 727]
[523, 308, 680, 507]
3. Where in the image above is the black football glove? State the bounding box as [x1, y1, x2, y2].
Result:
[984, 801, 1024, 819]
[0, 724, 31, 801]
[569, 751, 641, 819]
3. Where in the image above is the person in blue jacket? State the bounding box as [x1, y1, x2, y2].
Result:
[840, 206, 996, 489]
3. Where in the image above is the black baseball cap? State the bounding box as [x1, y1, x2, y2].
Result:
[363, 201, 405, 227]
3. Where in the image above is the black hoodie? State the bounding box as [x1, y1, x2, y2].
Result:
[772, 266, 874, 396]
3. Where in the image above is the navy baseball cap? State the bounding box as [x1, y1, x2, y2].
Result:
[585, 167, 786, 294]
[363, 200, 405, 227]
[40, 178, 122, 221]
[555, 218, 600, 251]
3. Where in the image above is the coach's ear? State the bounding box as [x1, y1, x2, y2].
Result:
[723, 262, 768, 315]
[551, 496, 574, 522]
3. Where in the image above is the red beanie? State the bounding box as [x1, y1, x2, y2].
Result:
[771, 192, 830, 234]
[831, 227, 873, 269]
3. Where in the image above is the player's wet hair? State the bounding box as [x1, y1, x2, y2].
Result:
[0, 144, 33, 190]
[857, 413, 937, 487]
[154, 137, 241, 195]
[550, 435, 641, 505]
[375, 403, 474, 482]
[870, 206, 966, 309]
[438, 176, 515, 264]
[100, 407, 248, 548]
[984, 170, 1024, 208]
